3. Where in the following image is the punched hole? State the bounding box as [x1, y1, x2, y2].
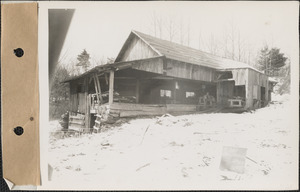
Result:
[14, 126, 24, 136]
[14, 48, 24, 57]
[30, 117, 34, 121]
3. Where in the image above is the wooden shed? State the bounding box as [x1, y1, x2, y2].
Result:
[63, 31, 274, 131]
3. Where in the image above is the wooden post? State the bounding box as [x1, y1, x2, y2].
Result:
[136, 79, 140, 103]
[245, 69, 253, 109]
[173, 80, 177, 104]
[95, 75, 103, 103]
[216, 82, 221, 106]
[109, 70, 114, 105]
[87, 94, 91, 129]
[265, 78, 269, 104]
[93, 76, 100, 104]
[104, 73, 109, 85]
[69, 81, 73, 112]
[84, 77, 90, 129]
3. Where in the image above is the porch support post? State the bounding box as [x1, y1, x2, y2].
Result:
[216, 82, 221, 106]
[136, 79, 140, 103]
[84, 77, 90, 129]
[109, 70, 114, 105]
[265, 78, 269, 105]
[245, 69, 252, 109]
[93, 75, 100, 104]
[173, 80, 177, 104]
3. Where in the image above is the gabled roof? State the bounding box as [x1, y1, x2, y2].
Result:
[116, 30, 261, 72]
[65, 30, 265, 83]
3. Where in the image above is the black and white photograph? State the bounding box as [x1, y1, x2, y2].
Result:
[39, 1, 298, 190]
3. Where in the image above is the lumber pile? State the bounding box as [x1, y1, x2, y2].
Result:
[68, 113, 87, 132]
[110, 103, 167, 117]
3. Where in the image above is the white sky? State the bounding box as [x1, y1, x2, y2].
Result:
[53, 1, 298, 67]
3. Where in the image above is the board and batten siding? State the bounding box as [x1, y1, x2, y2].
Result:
[69, 93, 86, 114]
[69, 80, 87, 114]
[118, 36, 159, 62]
[165, 59, 215, 82]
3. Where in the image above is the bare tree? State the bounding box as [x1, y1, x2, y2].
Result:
[179, 17, 185, 45]
[229, 22, 236, 60]
[220, 28, 230, 58]
[157, 15, 163, 39]
[165, 16, 177, 42]
[219, 21, 252, 64]
[198, 30, 204, 50]
[237, 31, 245, 62]
[149, 11, 164, 39]
[207, 33, 219, 55]
[187, 19, 191, 46]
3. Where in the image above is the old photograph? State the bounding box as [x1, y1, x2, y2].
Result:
[41, 1, 298, 190]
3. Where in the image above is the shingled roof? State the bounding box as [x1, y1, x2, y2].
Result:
[116, 30, 260, 72]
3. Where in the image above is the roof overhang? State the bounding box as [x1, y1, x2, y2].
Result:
[217, 67, 265, 75]
[62, 56, 165, 83]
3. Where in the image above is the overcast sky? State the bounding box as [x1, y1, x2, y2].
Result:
[48, 1, 298, 68]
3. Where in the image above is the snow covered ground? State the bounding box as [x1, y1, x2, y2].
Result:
[47, 94, 298, 190]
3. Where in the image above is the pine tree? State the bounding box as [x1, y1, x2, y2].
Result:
[49, 66, 70, 119]
[257, 46, 287, 76]
[76, 49, 91, 72]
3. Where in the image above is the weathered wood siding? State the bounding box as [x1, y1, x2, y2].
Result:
[69, 94, 78, 112]
[69, 81, 78, 112]
[118, 36, 159, 62]
[69, 80, 85, 113]
[69, 93, 86, 114]
[222, 68, 269, 109]
[69, 80, 87, 114]
[245, 69, 269, 109]
[231, 69, 247, 85]
[165, 59, 215, 82]
[248, 69, 268, 87]
[132, 57, 163, 74]
[109, 103, 197, 117]
[75, 93, 86, 113]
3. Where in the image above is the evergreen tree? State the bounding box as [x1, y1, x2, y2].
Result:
[49, 66, 70, 119]
[277, 58, 291, 94]
[76, 49, 91, 72]
[50, 66, 70, 101]
[257, 46, 287, 76]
